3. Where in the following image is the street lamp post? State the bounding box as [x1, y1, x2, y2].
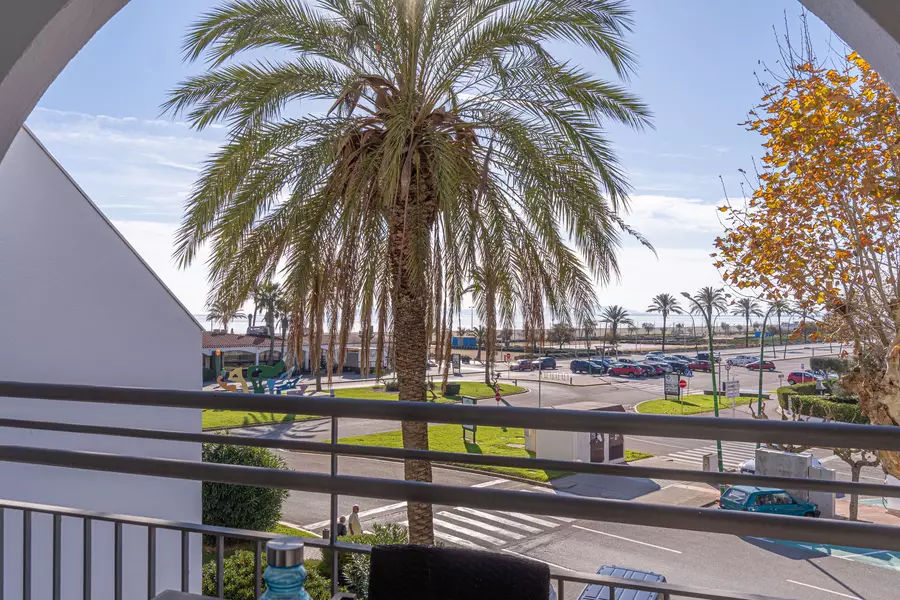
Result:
[682, 292, 724, 488]
[686, 312, 698, 352]
[756, 303, 777, 448]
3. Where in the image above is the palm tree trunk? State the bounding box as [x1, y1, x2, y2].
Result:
[374, 279, 388, 381]
[441, 299, 454, 393]
[268, 315, 276, 365]
[661, 313, 667, 353]
[313, 275, 325, 391]
[387, 171, 434, 545]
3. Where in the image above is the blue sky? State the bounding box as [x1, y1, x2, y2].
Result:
[26, 0, 840, 320]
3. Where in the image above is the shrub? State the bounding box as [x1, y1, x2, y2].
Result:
[809, 356, 850, 375]
[318, 522, 408, 582]
[783, 395, 868, 424]
[203, 368, 217, 382]
[202, 440, 289, 532]
[443, 383, 461, 396]
[202, 550, 333, 600]
[384, 379, 399, 392]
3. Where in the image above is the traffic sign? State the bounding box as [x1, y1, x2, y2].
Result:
[506, 353, 511, 361]
[664, 373, 680, 396]
[679, 379, 687, 389]
[724, 380, 740, 399]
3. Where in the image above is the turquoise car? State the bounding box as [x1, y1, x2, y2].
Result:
[719, 485, 820, 517]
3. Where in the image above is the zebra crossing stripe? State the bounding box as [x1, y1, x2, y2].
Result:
[546, 515, 576, 523]
[437, 512, 525, 540]
[432, 518, 507, 545]
[499, 512, 560, 528]
[401, 521, 484, 549]
[455, 508, 542, 533]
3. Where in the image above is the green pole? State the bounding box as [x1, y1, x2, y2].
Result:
[757, 306, 774, 449]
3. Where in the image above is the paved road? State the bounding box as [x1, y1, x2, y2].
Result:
[276, 452, 898, 599]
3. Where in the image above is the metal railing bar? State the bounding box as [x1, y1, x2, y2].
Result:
[216, 535, 224, 598]
[1, 445, 898, 553]
[114, 522, 123, 600]
[22, 510, 31, 600]
[2, 381, 898, 451]
[148, 525, 157, 600]
[0, 507, 3, 600]
[53, 514, 61, 600]
[551, 568, 786, 600]
[181, 531, 190, 593]
[330, 416, 340, 599]
[83, 518, 91, 600]
[0, 417, 891, 499]
[0, 499, 368, 554]
[254, 540, 262, 598]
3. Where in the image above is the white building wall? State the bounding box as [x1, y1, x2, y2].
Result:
[0, 128, 202, 598]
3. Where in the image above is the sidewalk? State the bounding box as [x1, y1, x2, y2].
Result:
[834, 499, 900, 525]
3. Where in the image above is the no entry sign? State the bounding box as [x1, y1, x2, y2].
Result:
[679, 379, 687, 389]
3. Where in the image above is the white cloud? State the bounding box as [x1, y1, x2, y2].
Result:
[621, 194, 723, 249]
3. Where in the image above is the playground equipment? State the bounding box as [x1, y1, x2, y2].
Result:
[267, 367, 302, 393]
[252, 360, 285, 379]
[216, 367, 248, 393]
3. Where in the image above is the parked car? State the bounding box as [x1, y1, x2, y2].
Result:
[510, 359, 533, 372]
[747, 360, 776, 372]
[607, 363, 643, 377]
[787, 371, 823, 385]
[588, 360, 611, 373]
[739, 455, 824, 475]
[571, 359, 604, 374]
[647, 360, 674, 373]
[576, 566, 667, 600]
[531, 356, 557, 370]
[646, 351, 665, 358]
[671, 354, 693, 362]
[617, 358, 639, 365]
[719, 485, 820, 517]
[687, 360, 712, 372]
[695, 352, 721, 363]
[640, 362, 665, 376]
[662, 358, 689, 374]
[726, 354, 757, 367]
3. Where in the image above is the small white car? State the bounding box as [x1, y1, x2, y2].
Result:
[726, 354, 758, 367]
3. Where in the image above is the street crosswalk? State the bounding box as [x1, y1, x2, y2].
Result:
[400, 506, 572, 550]
[665, 441, 758, 471]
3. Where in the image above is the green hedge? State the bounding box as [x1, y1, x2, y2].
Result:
[202, 441, 289, 532]
[202, 550, 333, 600]
[775, 383, 818, 406]
[780, 394, 868, 424]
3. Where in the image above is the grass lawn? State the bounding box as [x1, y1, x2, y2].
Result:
[332, 381, 525, 403]
[338, 423, 652, 483]
[202, 410, 320, 430]
[625, 450, 653, 462]
[636, 394, 753, 416]
[201, 381, 525, 430]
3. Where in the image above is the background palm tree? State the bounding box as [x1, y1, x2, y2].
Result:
[582, 315, 597, 352]
[277, 298, 290, 362]
[601, 305, 633, 354]
[165, 0, 649, 544]
[205, 298, 245, 332]
[771, 300, 792, 358]
[255, 282, 283, 364]
[646, 293, 682, 353]
[468, 326, 487, 363]
[499, 327, 513, 352]
[689, 287, 729, 325]
[731, 298, 764, 348]
[642, 322, 653, 335]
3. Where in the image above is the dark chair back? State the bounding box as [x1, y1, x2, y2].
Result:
[367, 544, 550, 600]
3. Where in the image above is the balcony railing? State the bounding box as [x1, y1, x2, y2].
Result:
[1, 380, 899, 600]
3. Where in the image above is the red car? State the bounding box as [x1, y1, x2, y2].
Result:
[510, 359, 534, 372]
[787, 371, 821, 385]
[687, 360, 712, 372]
[607, 363, 644, 377]
[747, 360, 776, 372]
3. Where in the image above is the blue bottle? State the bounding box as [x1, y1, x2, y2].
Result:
[260, 538, 311, 600]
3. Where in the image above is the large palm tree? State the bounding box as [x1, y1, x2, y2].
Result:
[731, 298, 763, 348]
[165, 0, 649, 543]
[205, 297, 245, 332]
[255, 281, 283, 364]
[582, 315, 597, 351]
[601, 305, 633, 353]
[689, 287, 729, 324]
[646, 293, 682, 353]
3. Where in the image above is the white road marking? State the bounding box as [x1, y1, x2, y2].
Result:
[304, 501, 407, 529]
[455, 508, 542, 533]
[303, 479, 505, 529]
[572, 525, 682, 554]
[472, 478, 507, 488]
[501, 549, 572, 571]
[499, 512, 560, 528]
[545, 515, 576, 523]
[401, 521, 484, 549]
[438, 512, 525, 539]
[626, 436, 698, 450]
[786, 580, 861, 599]
[432, 518, 507, 545]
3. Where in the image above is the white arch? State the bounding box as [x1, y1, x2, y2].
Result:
[0, 0, 128, 159]
[1, 0, 900, 164]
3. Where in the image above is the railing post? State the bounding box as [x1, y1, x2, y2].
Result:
[181, 531, 190, 592]
[83, 518, 92, 600]
[330, 416, 339, 597]
[216, 535, 225, 598]
[53, 514, 61, 600]
[147, 526, 156, 599]
[0, 507, 3, 600]
[22, 510, 31, 600]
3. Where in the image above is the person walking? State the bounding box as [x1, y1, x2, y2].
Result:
[348, 504, 362, 536]
[336, 516, 348, 537]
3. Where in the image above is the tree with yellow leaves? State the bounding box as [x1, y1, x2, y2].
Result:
[715, 32, 900, 478]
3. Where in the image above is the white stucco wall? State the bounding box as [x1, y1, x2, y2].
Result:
[0, 128, 202, 598]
